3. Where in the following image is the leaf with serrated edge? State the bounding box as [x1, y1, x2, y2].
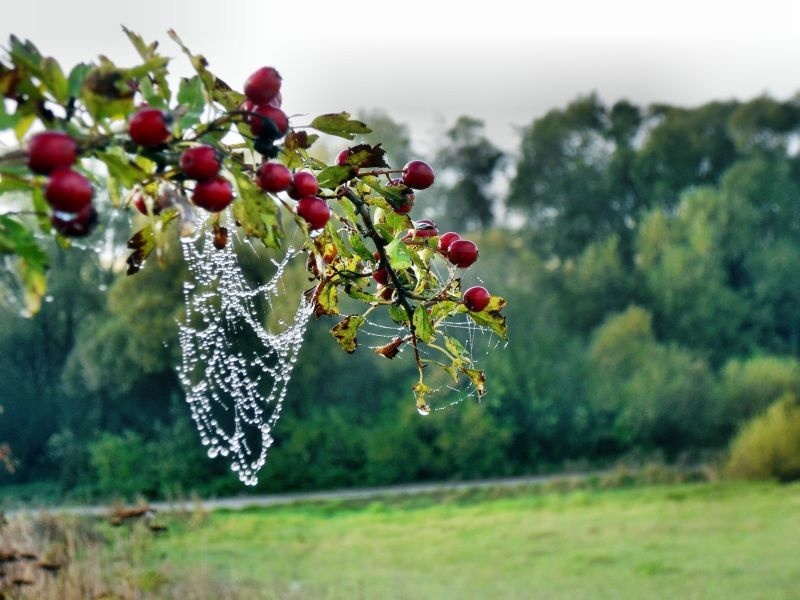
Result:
[310, 112, 371, 139]
[330, 315, 365, 354]
[465, 295, 508, 339]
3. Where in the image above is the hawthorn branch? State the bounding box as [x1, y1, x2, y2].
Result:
[341, 186, 425, 371]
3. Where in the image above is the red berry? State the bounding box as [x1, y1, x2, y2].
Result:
[256, 162, 292, 193]
[336, 149, 351, 166]
[267, 91, 283, 108]
[295, 196, 331, 230]
[447, 239, 479, 268]
[289, 171, 319, 199]
[192, 177, 234, 212]
[373, 268, 389, 285]
[50, 203, 98, 238]
[244, 67, 282, 106]
[180, 145, 220, 181]
[437, 231, 461, 253]
[249, 104, 289, 138]
[404, 219, 438, 241]
[27, 131, 77, 174]
[45, 170, 93, 212]
[463, 286, 491, 312]
[128, 108, 171, 146]
[402, 160, 435, 190]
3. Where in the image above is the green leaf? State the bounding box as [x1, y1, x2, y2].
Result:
[229, 164, 282, 249]
[0, 174, 33, 193]
[348, 232, 374, 261]
[96, 147, 149, 188]
[176, 76, 205, 131]
[384, 238, 412, 270]
[0, 215, 48, 316]
[309, 112, 371, 140]
[460, 367, 487, 397]
[330, 314, 366, 353]
[412, 305, 435, 343]
[444, 335, 468, 359]
[466, 295, 508, 339]
[67, 63, 91, 98]
[30, 185, 51, 234]
[317, 165, 357, 189]
[8, 35, 44, 76]
[430, 300, 463, 322]
[123, 27, 171, 102]
[167, 29, 243, 111]
[41, 57, 68, 103]
[389, 303, 408, 324]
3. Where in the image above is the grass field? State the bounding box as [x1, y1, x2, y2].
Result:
[133, 480, 800, 599]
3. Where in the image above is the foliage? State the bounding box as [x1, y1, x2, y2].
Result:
[727, 394, 800, 482]
[0, 31, 506, 420]
[716, 355, 800, 432]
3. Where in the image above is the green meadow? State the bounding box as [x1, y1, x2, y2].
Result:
[140, 481, 800, 598]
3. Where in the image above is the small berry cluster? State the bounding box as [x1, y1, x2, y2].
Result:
[128, 107, 233, 213]
[27, 131, 97, 237]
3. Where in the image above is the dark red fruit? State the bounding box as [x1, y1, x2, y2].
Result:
[256, 162, 292, 193]
[45, 170, 93, 212]
[288, 171, 319, 199]
[27, 131, 77, 174]
[244, 67, 282, 105]
[128, 108, 171, 146]
[373, 268, 389, 285]
[50, 204, 98, 237]
[180, 145, 220, 181]
[336, 149, 351, 166]
[192, 177, 234, 212]
[249, 105, 289, 138]
[437, 231, 461, 253]
[447, 239, 479, 268]
[267, 91, 283, 108]
[463, 286, 491, 312]
[402, 160, 435, 190]
[295, 196, 331, 230]
[405, 219, 438, 241]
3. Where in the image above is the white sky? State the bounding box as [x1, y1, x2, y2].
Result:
[4, 0, 800, 154]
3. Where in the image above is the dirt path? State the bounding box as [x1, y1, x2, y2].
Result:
[5, 472, 591, 519]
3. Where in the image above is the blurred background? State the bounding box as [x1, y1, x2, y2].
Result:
[2, 0, 800, 502]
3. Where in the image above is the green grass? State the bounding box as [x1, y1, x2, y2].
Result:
[145, 481, 800, 599]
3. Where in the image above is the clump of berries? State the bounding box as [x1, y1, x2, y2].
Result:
[27, 131, 97, 237]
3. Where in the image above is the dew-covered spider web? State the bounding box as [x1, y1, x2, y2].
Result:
[177, 215, 505, 485]
[178, 221, 313, 486]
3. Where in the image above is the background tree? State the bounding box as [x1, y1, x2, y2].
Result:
[429, 116, 504, 231]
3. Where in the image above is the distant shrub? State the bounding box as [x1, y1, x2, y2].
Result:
[717, 355, 800, 428]
[726, 393, 800, 482]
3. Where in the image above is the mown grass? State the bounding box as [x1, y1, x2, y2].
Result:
[145, 480, 800, 599]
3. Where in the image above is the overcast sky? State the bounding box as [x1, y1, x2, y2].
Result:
[4, 0, 800, 154]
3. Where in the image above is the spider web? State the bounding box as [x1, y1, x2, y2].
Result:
[177, 216, 504, 485]
[177, 222, 313, 486]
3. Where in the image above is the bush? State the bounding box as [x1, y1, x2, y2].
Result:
[726, 393, 800, 482]
[717, 355, 800, 428]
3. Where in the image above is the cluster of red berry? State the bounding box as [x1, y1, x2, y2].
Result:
[128, 107, 233, 213]
[27, 131, 97, 237]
